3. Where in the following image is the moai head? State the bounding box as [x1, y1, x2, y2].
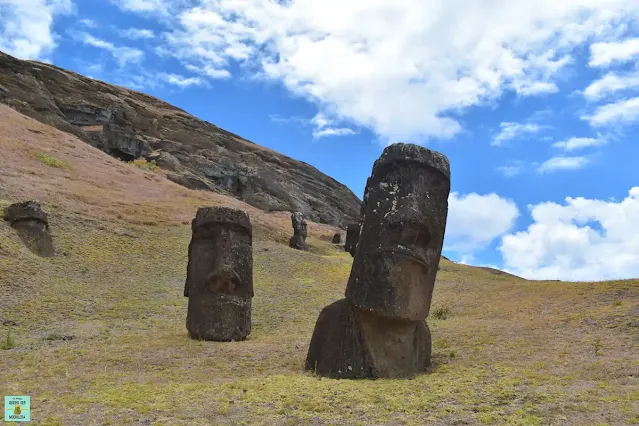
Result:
[3, 200, 54, 257]
[345, 143, 450, 321]
[291, 211, 308, 239]
[185, 207, 253, 299]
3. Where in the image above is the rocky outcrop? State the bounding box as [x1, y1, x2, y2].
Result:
[0, 51, 361, 227]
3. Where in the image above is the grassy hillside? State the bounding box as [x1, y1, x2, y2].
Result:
[1, 106, 638, 425]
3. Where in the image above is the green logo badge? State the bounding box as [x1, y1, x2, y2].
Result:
[4, 396, 30, 422]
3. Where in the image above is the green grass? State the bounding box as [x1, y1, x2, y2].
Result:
[1, 326, 17, 350]
[0, 209, 638, 425]
[431, 306, 452, 320]
[129, 158, 160, 172]
[34, 152, 70, 169]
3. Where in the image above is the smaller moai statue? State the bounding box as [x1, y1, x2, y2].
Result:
[344, 223, 359, 257]
[184, 206, 253, 341]
[3, 200, 55, 257]
[289, 211, 309, 250]
[332, 233, 342, 244]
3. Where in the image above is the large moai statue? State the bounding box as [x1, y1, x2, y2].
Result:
[306, 143, 451, 379]
[184, 206, 253, 341]
[344, 223, 359, 257]
[289, 211, 309, 250]
[3, 200, 55, 257]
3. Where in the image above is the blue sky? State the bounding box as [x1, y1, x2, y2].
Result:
[3, 0, 639, 281]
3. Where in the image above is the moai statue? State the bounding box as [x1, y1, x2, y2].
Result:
[3, 200, 54, 257]
[332, 233, 342, 244]
[184, 207, 253, 341]
[305, 143, 450, 379]
[344, 223, 359, 257]
[289, 211, 309, 250]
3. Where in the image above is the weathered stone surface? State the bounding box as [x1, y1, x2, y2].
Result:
[291, 211, 308, 238]
[3, 200, 48, 223]
[344, 223, 359, 256]
[0, 51, 361, 227]
[289, 235, 309, 251]
[306, 143, 450, 379]
[289, 211, 309, 250]
[332, 233, 342, 244]
[3, 200, 54, 257]
[345, 143, 450, 321]
[184, 206, 253, 341]
[305, 299, 431, 379]
[155, 151, 181, 171]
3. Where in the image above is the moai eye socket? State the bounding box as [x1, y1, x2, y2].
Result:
[402, 223, 431, 249]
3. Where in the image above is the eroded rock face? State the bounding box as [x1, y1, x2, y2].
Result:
[3, 201, 54, 257]
[332, 233, 342, 244]
[306, 143, 450, 379]
[344, 224, 359, 256]
[0, 51, 362, 228]
[184, 207, 253, 341]
[289, 211, 309, 251]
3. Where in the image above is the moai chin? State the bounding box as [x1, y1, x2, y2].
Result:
[289, 211, 309, 250]
[184, 206, 253, 342]
[306, 143, 450, 379]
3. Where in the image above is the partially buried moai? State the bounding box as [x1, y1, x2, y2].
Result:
[184, 206, 253, 341]
[3, 200, 55, 257]
[289, 211, 308, 250]
[305, 143, 450, 379]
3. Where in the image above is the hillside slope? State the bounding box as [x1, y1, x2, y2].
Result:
[1, 107, 638, 425]
[0, 51, 361, 227]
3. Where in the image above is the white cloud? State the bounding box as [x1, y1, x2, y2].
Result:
[0, 0, 73, 60]
[500, 187, 639, 281]
[589, 38, 639, 67]
[514, 81, 559, 96]
[109, 0, 173, 15]
[445, 192, 520, 254]
[492, 122, 542, 146]
[552, 137, 606, 152]
[79, 19, 96, 28]
[133, 0, 639, 143]
[157, 72, 205, 87]
[583, 96, 639, 127]
[311, 113, 357, 139]
[538, 156, 590, 174]
[122, 27, 155, 40]
[495, 161, 524, 177]
[583, 72, 639, 101]
[71, 31, 144, 67]
[184, 64, 231, 79]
